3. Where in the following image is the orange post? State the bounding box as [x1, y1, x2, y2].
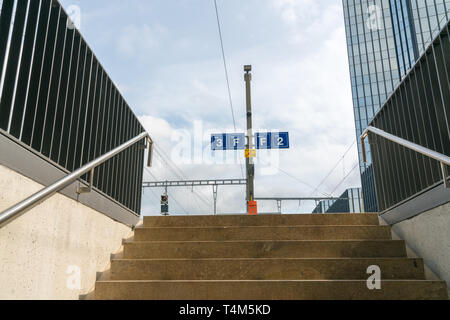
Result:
[248, 201, 258, 215]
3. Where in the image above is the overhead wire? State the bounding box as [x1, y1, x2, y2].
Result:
[329, 161, 360, 195]
[257, 157, 331, 197]
[152, 147, 213, 209]
[147, 143, 213, 211]
[213, 0, 245, 179]
[310, 140, 357, 196]
[144, 166, 191, 214]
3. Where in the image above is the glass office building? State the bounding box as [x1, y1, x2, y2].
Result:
[342, 0, 449, 212]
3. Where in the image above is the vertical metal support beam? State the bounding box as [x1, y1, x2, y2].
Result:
[441, 162, 449, 188]
[212, 185, 218, 215]
[244, 65, 255, 207]
[361, 190, 366, 213]
[147, 137, 153, 167]
[277, 200, 282, 214]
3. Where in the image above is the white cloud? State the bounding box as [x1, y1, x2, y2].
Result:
[272, 0, 320, 26]
[116, 23, 166, 59]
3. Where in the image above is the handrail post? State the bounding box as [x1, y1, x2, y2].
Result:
[77, 168, 94, 194]
[360, 130, 368, 164]
[147, 137, 153, 168]
[361, 189, 365, 213]
[441, 162, 449, 188]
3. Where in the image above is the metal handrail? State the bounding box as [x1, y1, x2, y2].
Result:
[361, 126, 450, 188]
[0, 131, 153, 228]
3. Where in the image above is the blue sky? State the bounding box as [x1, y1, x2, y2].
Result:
[59, 0, 361, 215]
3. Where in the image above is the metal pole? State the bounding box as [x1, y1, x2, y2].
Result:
[213, 185, 218, 215]
[244, 65, 255, 208]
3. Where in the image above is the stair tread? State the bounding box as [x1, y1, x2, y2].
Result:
[125, 239, 401, 243]
[136, 225, 386, 229]
[94, 280, 448, 300]
[97, 279, 443, 283]
[143, 214, 381, 227]
[111, 257, 420, 261]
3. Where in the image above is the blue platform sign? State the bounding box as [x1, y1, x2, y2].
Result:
[212, 132, 289, 150]
[256, 132, 289, 149]
[211, 133, 246, 150]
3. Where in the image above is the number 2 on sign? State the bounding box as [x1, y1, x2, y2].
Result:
[278, 137, 284, 146]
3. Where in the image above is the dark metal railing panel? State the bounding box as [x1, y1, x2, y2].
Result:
[0, 0, 14, 105]
[0, 0, 28, 130]
[98, 78, 112, 190]
[72, 50, 92, 171]
[396, 82, 418, 197]
[137, 146, 145, 213]
[86, 63, 101, 165]
[370, 133, 387, 211]
[369, 21, 450, 212]
[414, 55, 443, 184]
[65, 40, 85, 170]
[41, 8, 68, 158]
[112, 96, 123, 202]
[80, 59, 97, 169]
[58, 31, 80, 166]
[79, 59, 98, 182]
[9, 0, 40, 138]
[404, 70, 430, 188]
[130, 117, 138, 212]
[91, 70, 105, 167]
[126, 106, 135, 209]
[107, 89, 119, 198]
[0, 0, 146, 214]
[118, 101, 131, 202]
[96, 76, 111, 190]
[21, 0, 51, 145]
[30, 2, 60, 152]
[395, 87, 416, 198]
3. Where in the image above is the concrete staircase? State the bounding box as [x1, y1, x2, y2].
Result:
[92, 213, 448, 300]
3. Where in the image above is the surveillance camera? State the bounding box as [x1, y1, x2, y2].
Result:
[244, 65, 252, 72]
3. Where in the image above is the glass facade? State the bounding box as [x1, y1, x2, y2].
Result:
[342, 0, 449, 212]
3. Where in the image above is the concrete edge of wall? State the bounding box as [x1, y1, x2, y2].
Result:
[380, 183, 450, 225]
[379, 210, 450, 297]
[0, 131, 140, 228]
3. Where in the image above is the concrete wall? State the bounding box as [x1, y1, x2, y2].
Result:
[0, 165, 132, 300]
[390, 202, 450, 288]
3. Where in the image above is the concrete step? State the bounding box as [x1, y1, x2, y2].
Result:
[143, 214, 380, 228]
[134, 225, 392, 241]
[94, 280, 449, 300]
[109, 258, 425, 280]
[123, 240, 407, 259]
